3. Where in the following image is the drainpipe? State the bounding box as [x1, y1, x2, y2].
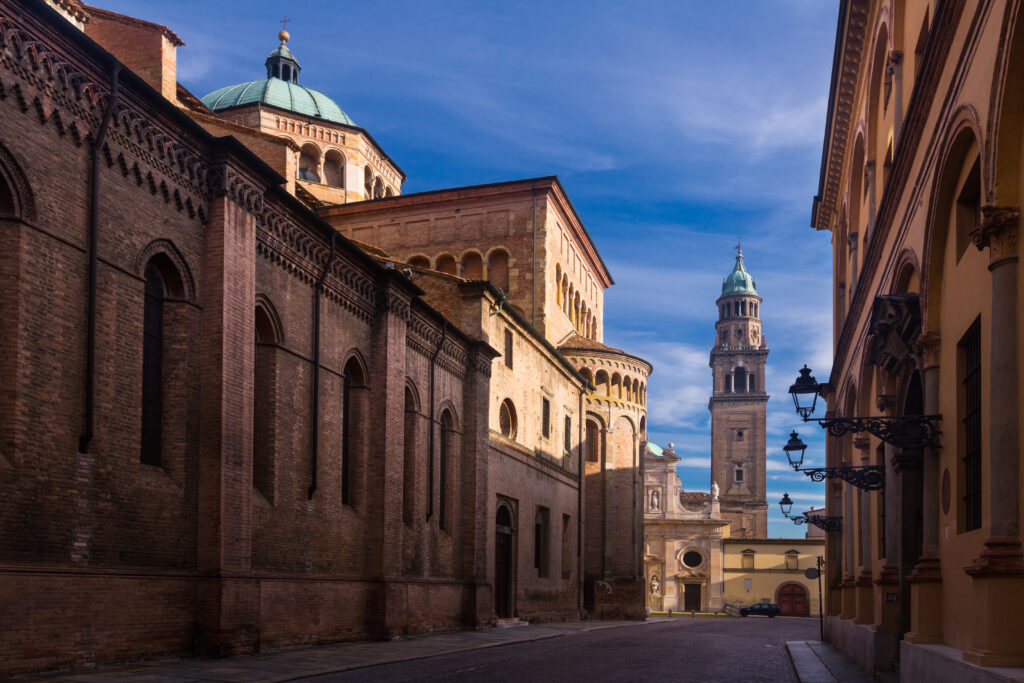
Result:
[79, 65, 121, 454]
[427, 322, 448, 519]
[577, 382, 586, 614]
[308, 232, 337, 498]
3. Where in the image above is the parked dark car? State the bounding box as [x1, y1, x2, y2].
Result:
[739, 603, 780, 618]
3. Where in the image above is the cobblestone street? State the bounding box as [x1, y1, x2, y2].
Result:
[304, 616, 819, 682]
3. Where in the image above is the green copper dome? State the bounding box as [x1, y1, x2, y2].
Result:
[200, 34, 355, 127]
[721, 244, 758, 296]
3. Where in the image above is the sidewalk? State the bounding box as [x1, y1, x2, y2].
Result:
[786, 640, 875, 683]
[17, 618, 675, 682]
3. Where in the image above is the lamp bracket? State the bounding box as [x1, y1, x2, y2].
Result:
[799, 464, 885, 491]
[805, 414, 941, 450]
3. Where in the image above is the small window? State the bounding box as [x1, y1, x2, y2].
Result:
[741, 552, 754, 570]
[585, 420, 599, 462]
[504, 329, 513, 369]
[564, 415, 572, 453]
[542, 397, 550, 438]
[499, 399, 517, 440]
[561, 513, 572, 579]
[785, 553, 799, 571]
[535, 506, 550, 577]
[736, 429, 745, 442]
[735, 467, 745, 483]
[744, 578, 752, 592]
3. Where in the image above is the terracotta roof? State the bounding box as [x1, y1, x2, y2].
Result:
[557, 333, 626, 354]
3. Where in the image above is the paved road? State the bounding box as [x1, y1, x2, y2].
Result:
[302, 616, 818, 682]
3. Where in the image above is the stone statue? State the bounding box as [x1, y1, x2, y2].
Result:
[650, 574, 661, 596]
[650, 489, 660, 511]
[711, 480, 720, 502]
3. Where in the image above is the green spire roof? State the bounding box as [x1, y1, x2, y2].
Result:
[200, 32, 355, 127]
[721, 243, 758, 296]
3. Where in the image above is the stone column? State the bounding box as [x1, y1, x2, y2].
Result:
[906, 333, 943, 643]
[965, 207, 1024, 666]
[865, 162, 877, 238]
[873, 395, 899, 636]
[196, 162, 260, 656]
[854, 436, 874, 624]
[887, 51, 904, 144]
[848, 233, 859, 299]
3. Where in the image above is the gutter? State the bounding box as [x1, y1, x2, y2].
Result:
[79, 64, 121, 454]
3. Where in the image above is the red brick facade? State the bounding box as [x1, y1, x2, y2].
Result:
[0, 1, 646, 675]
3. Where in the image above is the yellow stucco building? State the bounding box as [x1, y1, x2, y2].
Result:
[811, 1, 1024, 681]
[723, 539, 824, 617]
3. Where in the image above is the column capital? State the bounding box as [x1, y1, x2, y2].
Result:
[913, 331, 941, 368]
[852, 435, 870, 451]
[886, 50, 904, 74]
[971, 206, 1019, 264]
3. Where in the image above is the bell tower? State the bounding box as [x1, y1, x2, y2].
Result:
[708, 243, 768, 538]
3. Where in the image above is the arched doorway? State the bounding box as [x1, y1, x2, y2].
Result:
[495, 502, 516, 618]
[778, 583, 810, 616]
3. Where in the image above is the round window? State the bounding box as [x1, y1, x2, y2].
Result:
[499, 399, 517, 439]
[682, 551, 703, 568]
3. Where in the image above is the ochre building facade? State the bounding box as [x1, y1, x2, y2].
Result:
[812, 0, 1024, 680]
[0, 0, 649, 675]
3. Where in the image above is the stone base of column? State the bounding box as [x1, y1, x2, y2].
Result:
[853, 571, 874, 624]
[873, 565, 900, 633]
[904, 555, 943, 644]
[963, 537, 1024, 666]
[839, 578, 857, 619]
[827, 581, 843, 616]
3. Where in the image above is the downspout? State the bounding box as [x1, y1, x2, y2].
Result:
[577, 383, 586, 614]
[308, 232, 337, 498]
[79, 64, 121, 454]
[427, 322, 448, 519]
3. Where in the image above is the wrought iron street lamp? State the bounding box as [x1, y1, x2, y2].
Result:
[783, 431, 885, 491]
[778, 493, 843, 533]
[787, 365, 941, 450]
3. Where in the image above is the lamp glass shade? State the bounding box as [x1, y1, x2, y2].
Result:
[789, 365, 820, 419]
[783, 431, 807, 469]
[779, 492, 794, 517]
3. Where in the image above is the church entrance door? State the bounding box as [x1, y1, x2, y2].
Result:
[683, 583, 701, 611]
[778, 583, 809, 616]
[495, 503, 515, 618]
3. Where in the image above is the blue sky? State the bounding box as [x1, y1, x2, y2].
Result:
[99, 0, 838, 538]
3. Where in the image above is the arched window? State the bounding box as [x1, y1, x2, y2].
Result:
[373, 176, 384, 199]
[439, 409, 454, 531]
[579, 367, 593, 385]
[363, 166, 373, 198]
[499, 399, 517, 439]
[436, 254, 457, 275]
[408, 255, 430, 269]
[461, 252, 483, 279]
[734, 367, 747, 394]
[403, 385, 418, 527]
[140, 265, 165, 467]
[595, 370, 610, 397]
[555, 265, 562, 306]
[298, 144, 320, 183]
[623, 375, 632, 401]
[725, 372, 733, 393]
[611, 373, 622, 399]
[342, 357, 367, 505]
[585, 419, 600, 463]
[323, 149, 345, 189]
[140, 254, 185, 467]
[488, 249, 510, 292]
[254, 301, 281, 502]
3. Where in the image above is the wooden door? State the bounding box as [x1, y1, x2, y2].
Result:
[683, 583, 701, 611]
[778, 583, 809, 616]
[495, 531, 512, 617]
